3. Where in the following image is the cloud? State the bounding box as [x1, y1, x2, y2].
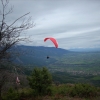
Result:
[0, 0, 100, 49]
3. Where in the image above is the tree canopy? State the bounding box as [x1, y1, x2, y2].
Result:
[28, 67, 52, 96]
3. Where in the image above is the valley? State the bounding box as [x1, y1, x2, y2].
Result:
[12, 45, 100, 86]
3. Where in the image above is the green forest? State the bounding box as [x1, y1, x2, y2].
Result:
[1, 46, 100, 100]
[0, 63, 100, 100]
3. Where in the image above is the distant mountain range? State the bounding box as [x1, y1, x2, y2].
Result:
[69, 48, 100, 52]
[13, 45, 100, 71]
[10, 45, 100, 86]
[13, 45, 70, 66]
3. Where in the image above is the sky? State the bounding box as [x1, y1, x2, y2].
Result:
[0, 0, 100, 50]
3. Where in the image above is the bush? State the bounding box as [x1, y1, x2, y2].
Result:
[51, 84, 73, 96]
[69, 83, 97, 98]
[20, 88, 33, 98]
[28, 67, 52, 96]
[2, 88, 19, 100]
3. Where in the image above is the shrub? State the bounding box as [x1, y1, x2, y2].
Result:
[69, 83, 97, 98]
[2, 88, 19, 100]
[28, 67, 52, 96]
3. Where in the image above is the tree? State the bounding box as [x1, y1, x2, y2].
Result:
[28, 67, 52, 96]
[0, 0, 33, 62]
[0, 69, 8, 99]
[0, 0, 33, 99]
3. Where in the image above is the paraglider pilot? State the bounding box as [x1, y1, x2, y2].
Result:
[47, 56, 49, 59]
[44, 37, 58, 59]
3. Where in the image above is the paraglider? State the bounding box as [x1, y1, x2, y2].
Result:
[44, 37, 58, 59]
[44, 37, 58, 48]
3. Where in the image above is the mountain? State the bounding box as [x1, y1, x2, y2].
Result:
[69, 48, 100, 52]
[12, 45, 100, 86]
[13, 45, 70, 66]
[12, 45, 100, 73]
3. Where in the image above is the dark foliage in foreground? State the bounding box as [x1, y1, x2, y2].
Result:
[1, 83, 100, 100]
[27, 67, 52, 96]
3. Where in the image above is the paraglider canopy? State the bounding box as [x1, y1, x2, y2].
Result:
[44, 37, 58, 59]
[44, 37, 58, 48]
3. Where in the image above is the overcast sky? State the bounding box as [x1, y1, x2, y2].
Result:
[1, 0, 100, 50]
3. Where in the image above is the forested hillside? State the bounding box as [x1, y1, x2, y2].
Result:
[14, 45, 100, 74]
[11, 45, 100, 86]
[1, 45, 100, 100]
